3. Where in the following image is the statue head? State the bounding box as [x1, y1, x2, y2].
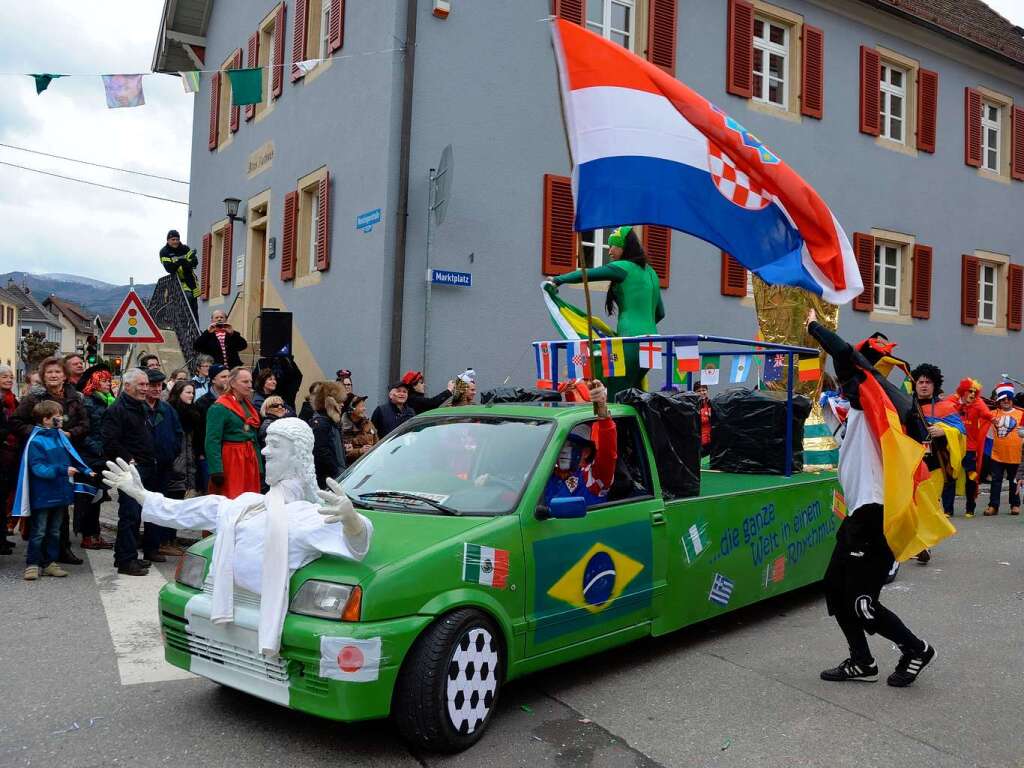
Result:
[263, 417, 319, 502]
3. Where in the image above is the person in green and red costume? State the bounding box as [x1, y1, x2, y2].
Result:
[544, 226, 664, 397]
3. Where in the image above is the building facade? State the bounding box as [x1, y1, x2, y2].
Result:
[43, 295, 96, 356]
[0, 288, 20, 373]
[155, 0, 1024, 398]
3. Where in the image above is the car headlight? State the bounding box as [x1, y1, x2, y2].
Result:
[290, 580, 362, 621]
[174, 552, 206, 590]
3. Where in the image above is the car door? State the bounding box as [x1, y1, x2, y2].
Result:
[522, 414, 666, 658]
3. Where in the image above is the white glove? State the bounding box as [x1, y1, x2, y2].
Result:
[102, 458, 148, 504]
[317, 477, 366, 540]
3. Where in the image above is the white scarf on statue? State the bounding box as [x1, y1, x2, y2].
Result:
[209, 479, 298, 656]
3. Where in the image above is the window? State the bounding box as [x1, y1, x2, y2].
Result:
[319, 1, 332, 60]
[216, 50, 241, 146]
[586, 0, 636, 51]
[982, 101, 1001, 173]
[289, 166, 330, 283]
[753, 16, 788, 108]
[307, 187, 321, 274]
[255, 7, 279, 118]
[979, 262, 997, 326]
[879, 63, 906, 143]
[209, 226, 225, 300]
[580, 228, 611, 269]
[873, 242, 902, 312]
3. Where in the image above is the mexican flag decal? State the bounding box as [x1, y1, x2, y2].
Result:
[463, 543, 509, 589]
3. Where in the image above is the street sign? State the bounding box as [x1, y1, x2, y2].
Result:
[100, 290, 164, 344]
[356, 208, 382, 233]
[428, 268, 472, 287]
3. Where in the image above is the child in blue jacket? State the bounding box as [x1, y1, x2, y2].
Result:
[15, 401, 91, 580]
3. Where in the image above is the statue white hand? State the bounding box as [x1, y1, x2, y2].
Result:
[102, 458, 147, 503]
[317, 477, 365, 540]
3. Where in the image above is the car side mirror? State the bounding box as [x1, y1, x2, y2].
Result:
[547, 496, 587, 520]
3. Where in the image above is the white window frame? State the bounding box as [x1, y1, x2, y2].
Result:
[873, 241, 902, 313]
[580, 228, 611, 269]
[982, 101, 1001, 173]
[978, 261, 997, 326]
[752, 16, 789, 109]
[308, 188, 321, 274]
[879, 63, 907, 144]
[319, 0, 332, 60]
[585, 0, 636, 52]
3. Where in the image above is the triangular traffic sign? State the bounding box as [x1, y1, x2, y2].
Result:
[100, 290, 164, 344]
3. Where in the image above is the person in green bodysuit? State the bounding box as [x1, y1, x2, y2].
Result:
[544, 226, 665, 396]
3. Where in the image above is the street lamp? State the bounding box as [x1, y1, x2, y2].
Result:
[224, 197, 246, 225]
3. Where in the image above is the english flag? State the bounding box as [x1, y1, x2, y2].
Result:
[551, 20, 862, 304]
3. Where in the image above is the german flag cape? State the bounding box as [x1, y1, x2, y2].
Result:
[858, 374, 956, 561]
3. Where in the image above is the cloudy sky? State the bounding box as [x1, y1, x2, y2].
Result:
[1, 1, 1022, 286]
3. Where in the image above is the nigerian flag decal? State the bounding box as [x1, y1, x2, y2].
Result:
[462, 543, 509, 588]
[682, 518, 710, 564]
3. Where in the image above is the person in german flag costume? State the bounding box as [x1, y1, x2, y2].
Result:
[806, 309, 955, 687]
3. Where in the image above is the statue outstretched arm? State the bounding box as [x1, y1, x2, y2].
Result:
[312, 478, 373, 560]
[102, 458, 224, 529]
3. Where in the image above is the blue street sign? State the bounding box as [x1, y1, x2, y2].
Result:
[428, 269, 472, 287]
[356, 208, 382, 232]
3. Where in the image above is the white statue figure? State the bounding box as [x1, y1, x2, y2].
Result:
[102, 417, 371, 656]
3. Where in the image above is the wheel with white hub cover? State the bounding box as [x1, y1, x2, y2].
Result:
[393, 608, 502, 752]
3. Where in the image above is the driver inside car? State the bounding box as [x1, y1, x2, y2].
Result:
[543, 380, 618, 507]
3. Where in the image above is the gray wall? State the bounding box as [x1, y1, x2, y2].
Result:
[189, 0, 1024, 401]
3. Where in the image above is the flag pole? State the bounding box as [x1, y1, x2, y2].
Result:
[576, 239, 600, 416]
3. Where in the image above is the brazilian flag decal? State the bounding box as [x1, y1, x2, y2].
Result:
[532, 521, 652, 644]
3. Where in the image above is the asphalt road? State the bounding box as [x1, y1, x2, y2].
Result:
[1, 494, 1021, 768]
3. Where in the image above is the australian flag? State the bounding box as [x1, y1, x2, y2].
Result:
[708, 572, 735, 607]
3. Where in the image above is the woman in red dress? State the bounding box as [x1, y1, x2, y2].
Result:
[204, 367, 262, 499]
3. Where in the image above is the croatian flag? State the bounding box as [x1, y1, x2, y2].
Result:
[551, 20, 862, 305]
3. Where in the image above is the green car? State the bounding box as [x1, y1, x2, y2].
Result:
[159, 403, 839, 751]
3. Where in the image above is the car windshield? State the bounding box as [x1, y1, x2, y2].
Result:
[338, 415, 554, 516]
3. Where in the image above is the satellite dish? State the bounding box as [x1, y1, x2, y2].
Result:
[433, 144, 453, 226]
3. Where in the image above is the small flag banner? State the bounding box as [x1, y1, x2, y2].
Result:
[673, 365, 691, 390]
[463, 543, 509, 589]
[102, 74, 145, 108]
[638, 339, 663, 370]
[534, 342, 552, 383]
[763, 353, 787, 382]
[295, 59, 320, 74]
[227, 67, 263, 105]
[832, 489, 847, 519]
[700, 355, 720, 386]
[598, 338, 626, 377]
[763, 555, 786, 587]
[708, 572, 735, 607]
[567, 340, 592, 378]
[729, 354, 752, 384]
[30, 73, 64, 94]
[682, 518, 710, 564]
[798, 355, 821, 383]
[180, 70, 201, 93]
[675, 344, 700, 373]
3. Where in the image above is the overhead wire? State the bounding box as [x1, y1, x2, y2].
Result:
[0, 161, 188, 205]
[0, 142, 189, 184]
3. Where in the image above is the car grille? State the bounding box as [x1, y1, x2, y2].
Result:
[201, 580, 261, 609]
[184, 631, 291, 682]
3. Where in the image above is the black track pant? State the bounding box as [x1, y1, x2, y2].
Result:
[824, 504, 925, 665]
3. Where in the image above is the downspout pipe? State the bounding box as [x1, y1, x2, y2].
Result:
[388, 0, 419, 385]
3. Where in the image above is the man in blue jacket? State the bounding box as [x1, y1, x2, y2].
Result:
[144, 369, 182, 561]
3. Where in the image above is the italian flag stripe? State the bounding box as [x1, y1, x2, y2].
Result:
[463, 543, 509, 588]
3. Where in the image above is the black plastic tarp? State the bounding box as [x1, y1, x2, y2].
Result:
[709, 389, 811, 474]
[615, 389, 701, 499]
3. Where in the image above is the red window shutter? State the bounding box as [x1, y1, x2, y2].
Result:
[1007, 264, 1023, 331]
[272, 3, 286, 98]
[1012, 106, 1024, 181]
[720, 252, 747, 297]
[229, 49, 242, 133]
[643, 226, 671, 288]
[208, 72, 220, 150]
[291, 0, 309, 81]
[552, 0, 584, 26]
[245, 32, 259, 121]
[911, 244, 932, 320]
[281, 190, 298, 281]
[542, 174, 576, 276]
[200, 233, 212, 300]
[859, 46, 881, 136]
[726, 0, 754, 99]
[851, 232, 875, 312]
[220, 224, 233, 296]
[800, 25, 824, 119]
[964, 87, 983, 167]
[316, 173, 331, 271]
[329, 0, 344, 53]
[647, 0, 677, 76]
[916, 68, 938, 153]
[961, 254, 979, 325]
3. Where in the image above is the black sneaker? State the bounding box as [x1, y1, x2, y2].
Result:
[117, 561, 150, 576]
[820, 658, 879, 682]
[887, 643, 935, 687]
[916, 549, 931, 564]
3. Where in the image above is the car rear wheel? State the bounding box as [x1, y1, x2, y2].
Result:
[393, 608, 502, 752]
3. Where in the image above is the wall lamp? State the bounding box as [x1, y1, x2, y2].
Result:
[224, 197, 246, 225]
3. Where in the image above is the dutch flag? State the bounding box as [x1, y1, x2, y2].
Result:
[551, 20, 863, 305]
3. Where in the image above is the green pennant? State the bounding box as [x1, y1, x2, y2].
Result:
[30, 74, 64, 94]
[227, 67, 263, 105]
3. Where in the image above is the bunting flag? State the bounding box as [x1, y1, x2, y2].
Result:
[30, 74, 64, 94]
[798, 355, 822, 382]
[638, 339, 663, 369]
[180, 70, 201, 93]
[673, 365, 691, 390]
[295, 60, 320, 75]
[567, 340, 592, 379]
[227, 67, 262, 105]
[534, 342, 553, 388]
[598, 338, 626, 377]
[675, 344, 700, 373]
[102, 74, 145, 108]
[763, 353, 786, 382]
[729, 354, 751, 383]
[700, 355, 720, 385]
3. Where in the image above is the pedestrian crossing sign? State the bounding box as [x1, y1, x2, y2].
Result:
[100, 290, 164, 344]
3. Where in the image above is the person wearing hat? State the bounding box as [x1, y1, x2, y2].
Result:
[160, 229, 200, 322]
[143, 368, 183, 559]
[445, 369, 477, 408]
[194, 364, 230, 493]
[942, 378, 993, 518]
[342, 394, 378, 463]
[371, 382, 417, 438]
[401, 370, 453, 414]
[985, 383, 1022, 516]
[544, 225, 665, 396]
[542, 380, 617, 507]
[78, 367, 115, 549]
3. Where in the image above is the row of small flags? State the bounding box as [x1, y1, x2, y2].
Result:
[536, 340, 821, 387]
